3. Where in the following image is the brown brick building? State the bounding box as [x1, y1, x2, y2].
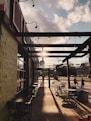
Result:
[0, 1, 39, 121]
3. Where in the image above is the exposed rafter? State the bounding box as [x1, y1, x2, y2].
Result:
[15, 32, 91, 37]
[62, 37, 91, 62]
[16, 32, 91, 61]
[31, 55, 85, 57]
[24, 44, 81, 47]
[29, 50, 88, 54]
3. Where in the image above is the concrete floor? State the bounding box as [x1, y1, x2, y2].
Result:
[31, 78, 91, 121]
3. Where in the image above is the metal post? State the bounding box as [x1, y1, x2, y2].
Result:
[88, 41, 91, 79]
[67, 59, 70, 88]
[48, 69, 50, 88]
[42, 69, 44, 81]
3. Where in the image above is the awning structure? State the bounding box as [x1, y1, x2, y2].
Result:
[63, 37, 91, 62]
[15, 32, 91, 37]
[15, 32, 91, 63]
[15, 31, 91, 88]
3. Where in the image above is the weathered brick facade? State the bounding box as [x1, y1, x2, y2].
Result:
[0, 24, 18, 121]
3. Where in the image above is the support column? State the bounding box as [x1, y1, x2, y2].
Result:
[88, 41, 91, 79]
[67, 59, 70, 88]
[24, 55, 29, 89]
[48, 69, 50, 88]
[32, 61, 35, 84]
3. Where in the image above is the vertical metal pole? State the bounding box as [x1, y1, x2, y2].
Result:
[67, 59, 70, 88]
[26, 55, 29, 88]
[48, 69, 50, 88]
[42, 69, 44, 81]
[42, 47, 44, 62]
[32, 61, 35, 84]
[24, 54, 29, 92]
[88, 41, 91, 79]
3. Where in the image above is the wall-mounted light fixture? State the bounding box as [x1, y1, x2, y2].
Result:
[19, 0, 35, 7]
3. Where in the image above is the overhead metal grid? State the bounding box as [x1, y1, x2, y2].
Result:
[15, 32, 91, 62]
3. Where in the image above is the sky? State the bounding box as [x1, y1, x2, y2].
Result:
[19, 0, 91, 66]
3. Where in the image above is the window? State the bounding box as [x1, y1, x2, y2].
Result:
[13, 0, 22, 32]
[17, 53, 26, 92]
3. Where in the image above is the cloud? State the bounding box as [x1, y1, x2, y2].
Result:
[53, 14, 67, 32]
[20, 0, 91, 33]
[20, 0, 91, 31]
[57, 0, 78, 11]
[20, 2, 60, 32]
[19, 0, 90, 65]
[38, 0, 78, 12]
[82, 1, 91, 23]
[66, 6, 83, 27]
[19, 1, 67, 44]
[66, 0, 91, 27]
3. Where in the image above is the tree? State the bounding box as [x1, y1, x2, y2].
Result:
[56, 64, 76, 76]
[80, 62, 89, 76]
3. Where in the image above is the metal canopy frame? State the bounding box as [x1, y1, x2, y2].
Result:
[15, 32, 91, 37]
[24, 43, 81, 47]
[15, 32, 91, 62]
[63, 37, 91, 62]
[16, 32, 91, 88]
[29, 50, 88, 58]
[29, 50, 88, 53]
[26, 43, 88, 59]
[31, 55, 85, 57]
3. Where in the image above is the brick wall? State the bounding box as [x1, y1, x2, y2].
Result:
[0, 24, 18, 121]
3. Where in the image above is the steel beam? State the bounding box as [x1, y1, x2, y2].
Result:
[24, 44, 81, 47]
[29, 50, 88, 53]
[31, 55, 84, 57]
[62, 37, 91, 62]
[15, 32, 91, 37]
